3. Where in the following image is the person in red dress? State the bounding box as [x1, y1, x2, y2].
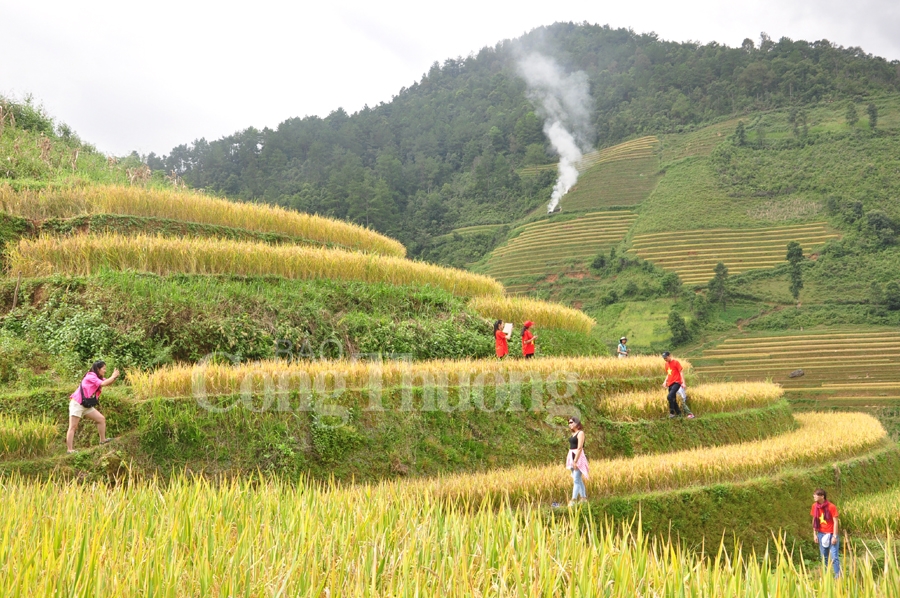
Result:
[521, 320, 536, 359]
[494, 319, 509, 359]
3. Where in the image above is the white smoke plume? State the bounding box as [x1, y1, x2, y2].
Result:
[516, 53, 593, 213]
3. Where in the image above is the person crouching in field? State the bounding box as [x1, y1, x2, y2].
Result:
[661, 351, 684, 418]
[566, 417, 588, 506]
[521, 321, 536, 359]
[812, 488, 841, 578]
[494, 319, 509, 359]
[66, 360, 120, 453]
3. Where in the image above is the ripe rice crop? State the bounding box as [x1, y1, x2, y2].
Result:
[8, 233, 502, 297]
[1, 471, 896, 596]
[468, 296, 596, 334]
[0, 414, 56, 459]
[844, 485, 900, 534]
[421, 413, 886, 505]
[600, 382, 783, 421]
[129, 355, 679, 399]
[0, 184, 406, 257]
[630, 223, 840, 284]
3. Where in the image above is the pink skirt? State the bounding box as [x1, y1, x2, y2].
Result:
[566, 450, 589, 478]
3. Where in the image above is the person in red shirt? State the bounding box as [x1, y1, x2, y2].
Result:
[521, 321, 537, 359]
[661, 351, 683, 418]
[811, 488, 841, 577]
[494, 319, 509, 359]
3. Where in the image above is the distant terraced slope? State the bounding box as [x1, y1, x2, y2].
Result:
[561, 137, 660, 210]
[481, 211, 636, 286]
[694, 329, 900, 402]
[630, 223, 840, 285]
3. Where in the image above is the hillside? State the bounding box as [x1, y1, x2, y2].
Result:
[142, 24, 900, 258]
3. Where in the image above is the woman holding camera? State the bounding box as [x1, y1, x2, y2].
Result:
[66, 360, 120, 453]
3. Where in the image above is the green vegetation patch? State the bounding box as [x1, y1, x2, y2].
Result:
[581, 442, 900, 555]
[0, 272, 495, 369]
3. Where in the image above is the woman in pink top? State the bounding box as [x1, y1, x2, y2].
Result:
[66, 360, 120, 453]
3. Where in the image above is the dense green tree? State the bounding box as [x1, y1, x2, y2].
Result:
[734, 121, 747, 146]
[846, 102, 859, 126]
[756, 123, 767, 148]
[786, 241, 804, 302]
[708, 262, 730, 310]
[867, 103, 878, 130]
[886, 281, 900, 311]
[869, 281, 885, 307]
[668, 310, 691, 345]
[691, 293, 712, 323]
[865, 209, 896, 246]
[661, 272, 682, 298]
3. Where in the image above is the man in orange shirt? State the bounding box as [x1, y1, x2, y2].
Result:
[661, 351, 683, 418]
[811, 488, 841, 577]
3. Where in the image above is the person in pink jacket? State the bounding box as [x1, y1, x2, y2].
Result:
[66, 360, 120, 453]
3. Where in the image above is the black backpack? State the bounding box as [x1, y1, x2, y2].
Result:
[80, 384, 100, 409]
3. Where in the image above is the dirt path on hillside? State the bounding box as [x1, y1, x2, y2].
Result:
[735, 304, 786, 333]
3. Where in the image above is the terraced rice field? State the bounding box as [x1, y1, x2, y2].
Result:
[630, 223, 840, 285]
[694, 329, 900, 400]
[659, 117, 744, 162]
[560, 137, 660, 211]
[431, 224, 503, 243]
[480, 211, 636, 285]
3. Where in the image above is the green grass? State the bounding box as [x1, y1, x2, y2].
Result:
[633, 156, 828, 235]
[591, 299, 675, 351]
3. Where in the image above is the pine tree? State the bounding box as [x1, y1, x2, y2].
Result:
[786, 241, 804, 302]
[846, 102, 859, 127]
[867, 103, 878, 130]
[734, 121, 746, 146]
[708, 262, 729, 310]
[668, 310, 691, 345]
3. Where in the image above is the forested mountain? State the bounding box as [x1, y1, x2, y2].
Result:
[148, 23, 900, 256]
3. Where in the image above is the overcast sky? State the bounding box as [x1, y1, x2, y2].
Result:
[3, 0, 898, 156]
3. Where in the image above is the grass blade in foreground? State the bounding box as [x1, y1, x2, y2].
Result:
[0, 475, 896, 596]
[844, 485, 900, 534]
[8, 233, 504, 298]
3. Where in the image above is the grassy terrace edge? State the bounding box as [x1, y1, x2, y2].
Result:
[8, 233, 505, 298]
[578, 441, 900, 555]
[0, 390, 791, 482]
